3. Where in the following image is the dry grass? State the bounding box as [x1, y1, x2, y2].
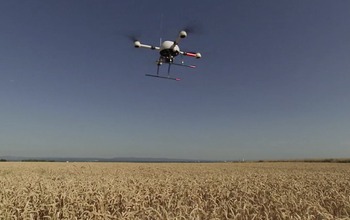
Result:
[0, 162, 349, 219]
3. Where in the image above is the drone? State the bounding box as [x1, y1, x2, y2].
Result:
[133, 30, 201, 81]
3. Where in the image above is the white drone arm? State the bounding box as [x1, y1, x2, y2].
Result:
[180, 51, 202, 59]
[170, 30, 187, 50]
[134, 41, 160, 50]
[171, 30, 202, 59]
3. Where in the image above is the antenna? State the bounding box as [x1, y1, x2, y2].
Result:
[159, 13, 164, 46]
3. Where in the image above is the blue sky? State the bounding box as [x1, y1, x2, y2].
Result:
[1, 0, 349, 160]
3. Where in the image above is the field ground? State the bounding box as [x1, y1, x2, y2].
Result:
[0, 162, 349, 219]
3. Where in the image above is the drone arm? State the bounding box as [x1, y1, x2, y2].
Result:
[170, 30, 188, 49]
[134, 41, 160, 50]
[180, 51, 202, 59]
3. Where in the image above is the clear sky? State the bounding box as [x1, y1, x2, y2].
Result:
[1, 0, 350, 160]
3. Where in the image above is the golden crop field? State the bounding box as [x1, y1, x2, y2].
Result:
[0, 162, 349, 220]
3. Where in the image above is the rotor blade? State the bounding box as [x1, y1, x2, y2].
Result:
[118, 30, 141, 42]
[182, 22, 203, 34]
[126, 34, 140, 42]
[116, 29, 141, 43]
[183, 25, 196, 33]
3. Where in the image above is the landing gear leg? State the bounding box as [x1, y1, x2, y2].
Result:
[167, 63, 171, 76]
[157, 63, 160, 76]
[167, 57, 173, 77]
[145, 57, 180, 81]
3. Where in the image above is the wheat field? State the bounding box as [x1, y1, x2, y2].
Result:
[0, 162, 349, 219]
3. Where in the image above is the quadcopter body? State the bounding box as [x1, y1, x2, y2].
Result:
[133, 30, 201, 81]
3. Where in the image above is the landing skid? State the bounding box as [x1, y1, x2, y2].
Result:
[145, 57, 195, 81]
[145, 74, 180, 81]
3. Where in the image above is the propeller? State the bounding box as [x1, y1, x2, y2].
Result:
[182, 22, 203, 35]
[183, 25, 196, 34]
[117, 29, 141, 42]
[126, 33, 141, 42]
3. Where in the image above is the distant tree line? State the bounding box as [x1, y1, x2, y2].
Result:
[21, 159, 56, 162]
[0, 159, 7, 162]
[257, 159, 350, 163]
